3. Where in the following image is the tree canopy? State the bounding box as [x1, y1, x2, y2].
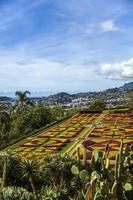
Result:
[89, 99, 106, 112]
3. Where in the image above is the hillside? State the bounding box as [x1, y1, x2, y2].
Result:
[0, 96, 12, 101]
[43, 81, 133, 104]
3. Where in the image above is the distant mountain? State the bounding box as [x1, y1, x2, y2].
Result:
[0, 96, 12, 101]
[43, 92, 74, 104]
[119, 81, 133, 91]
[43, 82, 133, 105]
[0, 82, 133, 105]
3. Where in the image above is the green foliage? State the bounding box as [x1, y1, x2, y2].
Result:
[12, 104, 52, 136]
[93, 149, 99, 162]
[50, 105, 64, 121]
[20, 159, 39, 181]
[66, 108, 80, 116]
[89, 99, 106, 112]
[71, 144, 133, 200]
[14, 90, 34, 113]
[0, 151, 18, 189]
[71, 165, 79, 175]
[0, 187, 34, 200]
[40, 183, 69, 200]
[0, 153, 81, 199]
[79, 170, 89, 181]
[0, 90, 74, 150]
[126, 92, 133, 109]
[124, 183, 133, 192]
[20, 159, 40, 197]
[40, 154, 81, 186]
[0, 150, 132, 200]
[0, 103, 54, 150]
[0, 104, 11, 135]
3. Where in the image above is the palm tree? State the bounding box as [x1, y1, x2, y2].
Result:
[20, 159, 39, 197]
[14, 90, 34, 112]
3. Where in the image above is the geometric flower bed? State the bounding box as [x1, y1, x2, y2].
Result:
[13, 114, 98, 160]
[83, 138, 133, 160]
[81, 113, 133, 162]
[12, 112, 133, 161]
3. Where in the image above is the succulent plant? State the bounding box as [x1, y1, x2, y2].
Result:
[71, 143, 133, 200]
[71, 165, 79, 175]
[79, 170, 90, 181]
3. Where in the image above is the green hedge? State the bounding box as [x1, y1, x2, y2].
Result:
[80, 109, 102, 114]
[108, 108, 130, 113]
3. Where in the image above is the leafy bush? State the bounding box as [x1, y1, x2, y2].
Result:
[12, 104, 52, 136]
[89, 99, 106, 112]
[0, 187, 34, 200]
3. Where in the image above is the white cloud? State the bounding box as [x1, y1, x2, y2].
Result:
[0, 49, 96, 91]
[100, 20, 119, 32]
[99, 58, 133, 79]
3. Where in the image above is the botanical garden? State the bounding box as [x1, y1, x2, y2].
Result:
[0, 91, 133, 199]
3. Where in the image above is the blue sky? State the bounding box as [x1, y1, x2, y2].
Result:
[0, 0, 133, 95]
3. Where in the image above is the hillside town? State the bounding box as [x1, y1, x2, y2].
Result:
[0, 82, 132, 110]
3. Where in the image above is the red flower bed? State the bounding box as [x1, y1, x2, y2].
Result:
[83, 140, 96, 147]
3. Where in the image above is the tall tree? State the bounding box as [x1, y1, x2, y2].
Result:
[89, 99, 106, 112]
[51, 105, 64, 120]
[14, 91, 34, 112]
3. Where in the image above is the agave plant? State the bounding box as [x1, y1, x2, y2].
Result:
[20, 159, 40, 198]
[40, 154, 81, 186]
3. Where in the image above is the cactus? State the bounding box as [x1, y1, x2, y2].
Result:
[124, 144, 130, 157]
[79, 170, 90, 181]
[123, 183, 133, 191]
[105, 158, 110, 170]
[76, 145, 88, 167]
[101, 180, 110, 196]
[130, 144, 133, 151]
[82, 146, 87, 167]
[103, 143, 109, 160]
[111, 180, 118, 195]
[115, 153, 119, 180]
[76, 146, 80, 161]
[120, 140, 124, 154]
[71, 165, 79, 175]
[93, 149, 99, 162]
[91, 171, 100, 181]
[71, 143, 133, 200]
[90, 155, 95, 169]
